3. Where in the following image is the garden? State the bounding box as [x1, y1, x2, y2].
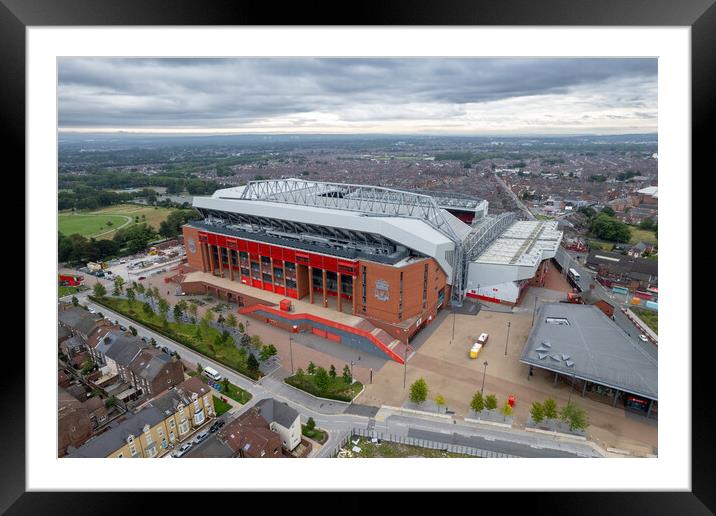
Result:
[285, 362, 363, 402]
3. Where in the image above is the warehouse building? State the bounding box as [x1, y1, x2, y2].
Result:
[181, 179, 561, 362]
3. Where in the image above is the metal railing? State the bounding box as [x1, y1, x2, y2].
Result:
[330, 428, 515, 458]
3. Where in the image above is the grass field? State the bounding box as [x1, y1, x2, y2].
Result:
[58, 285, 87, 298]
[58, 204, 175, 239]
[627, 226, 658, 246]
[632, 307, 658, 334]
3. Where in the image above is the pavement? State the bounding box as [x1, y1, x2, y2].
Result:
[64, 286, 647, 458]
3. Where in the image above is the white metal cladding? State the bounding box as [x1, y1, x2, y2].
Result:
[193, 195, 456, 277]
[232, 179, 465, 243]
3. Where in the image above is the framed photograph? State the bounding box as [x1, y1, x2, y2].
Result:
[8, 0, 711, 512]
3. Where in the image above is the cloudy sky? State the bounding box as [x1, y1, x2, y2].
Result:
[58, 58, 657, 135]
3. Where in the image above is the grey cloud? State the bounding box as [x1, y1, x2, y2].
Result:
[57, 57, 657, 132]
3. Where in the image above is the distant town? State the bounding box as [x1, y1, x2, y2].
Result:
[58, 133, 657, 459]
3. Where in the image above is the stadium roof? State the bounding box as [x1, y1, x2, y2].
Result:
[472, 220, 562, 267]
[520, 303, 657, 400]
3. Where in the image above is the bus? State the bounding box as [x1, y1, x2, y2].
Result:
[567, 268, 581, 283]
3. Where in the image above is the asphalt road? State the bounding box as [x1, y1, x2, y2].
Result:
[66, 289, 607, 459]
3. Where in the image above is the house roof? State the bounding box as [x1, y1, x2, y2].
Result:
[149, 376, 211, 417]
[103, 332, 147, 367]
[256, 398, 299, 429]
[65, 406, 166, 458]
[217, 411, 282, 458]
[58, 325, 72, 342]
[58, 306, 102, 337]
[586, 250, 658, 278]
[128, 348, 173, 382]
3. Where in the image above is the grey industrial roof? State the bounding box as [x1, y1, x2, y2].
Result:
[520, 303, 658, 400]
[586, 250, 658, 277]
[256, 398, 299, 429]
[66, 406, 166, 458]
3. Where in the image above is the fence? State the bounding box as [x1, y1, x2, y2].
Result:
[330, 428, 515, 458]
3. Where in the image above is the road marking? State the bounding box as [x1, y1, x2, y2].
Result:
[483, 436, 495, 441]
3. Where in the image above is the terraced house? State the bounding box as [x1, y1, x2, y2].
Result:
[66, 377, 215, 458]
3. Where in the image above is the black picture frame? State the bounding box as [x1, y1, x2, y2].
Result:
[5, 0, 711, 513]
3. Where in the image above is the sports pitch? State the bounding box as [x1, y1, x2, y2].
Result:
[58, 204, 175, 239]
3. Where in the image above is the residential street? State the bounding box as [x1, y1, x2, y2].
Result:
[67, 289, 605, 458]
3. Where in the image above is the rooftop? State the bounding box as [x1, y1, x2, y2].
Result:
[520, 303, 658, 400]
[472, 220, 562, 267]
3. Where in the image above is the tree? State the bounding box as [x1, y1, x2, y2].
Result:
[128, 325, 137, 336]
[435, 394, 446, 412]
[126, 288, 136, 303]
[136, 283, 145, 295]
[409, 378, 428, 405]
[530, 401, 545, 424]
[306, 417, 316, 431]
[247, 353, 260, 371]
[225, 313, 237, 329]
[307, 361, 316, 375]
[259, 345, 272, 361]
[470, 391, 485, 413]
[560, 402, 589, 431]
[217, 314, 225, 326]
[314, 367, 329, 390]
[295, 367, 305, 378]
[500, 401, 513, 421]
[601, 206, 615, 217]
[250, 334, 263, 349]
[145, 287, 155, 308]
[543, 398, 558, 419]
[80, 358, 94, 375]
[196, 363, 203, 374]
[188, 303, 198, 319]
[329, 364, 337, 378]
[485, 394, 498, 411]
[143, 302, 154, 317]
[71, 295, 79, 307]
[158, 298, 170, 321]
[93, 282, 107, 298]
[342, 364, 352, 384]
[105, 396, 118, 409]
[202, 310, 214, 326]
[194, 326, 202, 340]
[114, 276, 125, 293]
[237, 321, 245, 333]
[222, 378, 230, 393]
[173, 303, 183, 322]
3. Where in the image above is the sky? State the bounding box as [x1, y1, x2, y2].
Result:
[57, 58, 657, 136]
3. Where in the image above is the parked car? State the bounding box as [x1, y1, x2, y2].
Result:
[141, 336, 147, 342]
[138, 276, 146, 280]
[88, 308, 96, 314]
[194, 430, 210, 444]
[638, 334, 649, 342]
[161, 346, 171, 355]
[171, 442, 193, 458]
[119, 325, 127, 332]
[209, 420, 225, 433]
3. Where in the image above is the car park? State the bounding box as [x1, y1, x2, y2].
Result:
[171, 442, 193, 458]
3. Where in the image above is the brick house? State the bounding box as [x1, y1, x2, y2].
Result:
[127, 348, 185, 398]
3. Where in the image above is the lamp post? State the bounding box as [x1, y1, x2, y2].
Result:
[450, 307, 456, 345]
[403, 329, 409, 389]
[568, 372, 576, 404]
[481, 361, 488, 394]
[350, 360, 355, 381]
[504, 321, 511, 357]
[532, 295, 538, 327]
[289, 324, 297, 374]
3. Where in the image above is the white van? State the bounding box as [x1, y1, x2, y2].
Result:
[203, 366, 222, 382]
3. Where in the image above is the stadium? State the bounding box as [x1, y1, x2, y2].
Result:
[180, 179, 562, 363]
